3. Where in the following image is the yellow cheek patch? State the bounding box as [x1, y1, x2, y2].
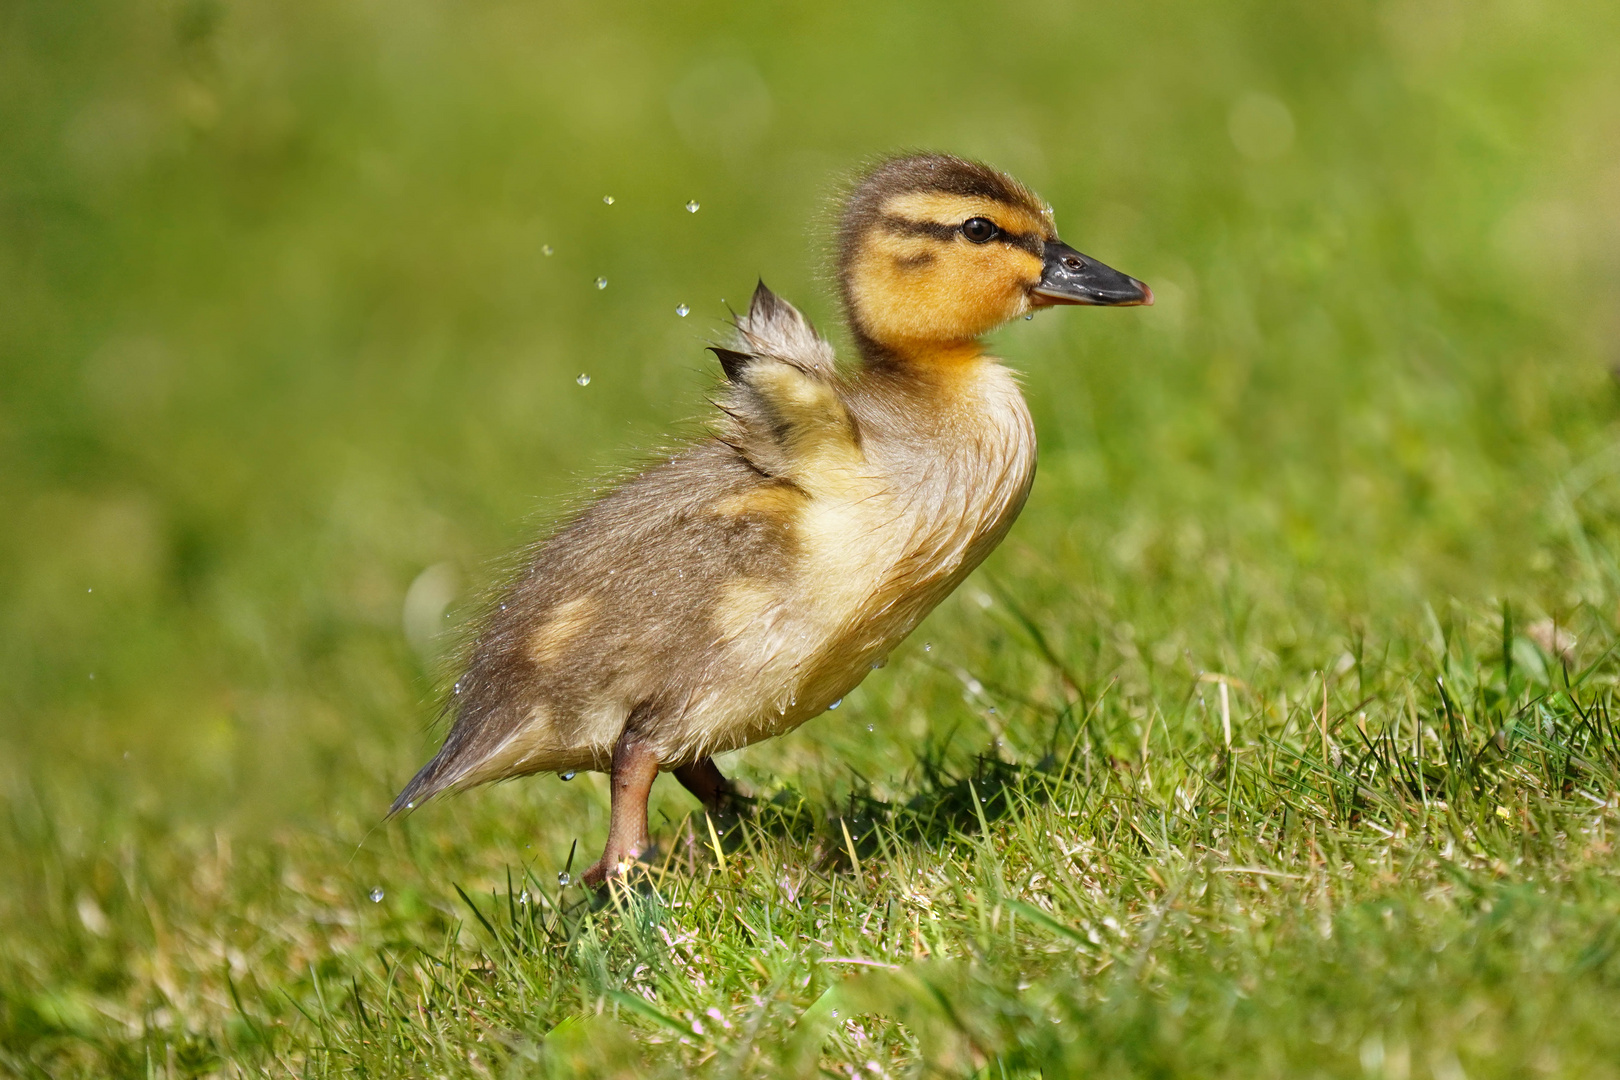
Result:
[530, 596, 596, 663]
[852, 236, 1045, 346]
[846, 185, 1057, 353]
[874, 232, 939, 271]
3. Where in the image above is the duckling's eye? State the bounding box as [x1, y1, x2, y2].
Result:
[961, 217, 999, 244]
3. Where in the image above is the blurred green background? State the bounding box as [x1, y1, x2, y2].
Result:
[4, 0, 1620, 1071]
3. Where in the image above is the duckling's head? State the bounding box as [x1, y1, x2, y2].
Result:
[837, 153, 1151, 363]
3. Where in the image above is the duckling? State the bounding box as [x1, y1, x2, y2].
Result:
[391, 153, 1151, 885]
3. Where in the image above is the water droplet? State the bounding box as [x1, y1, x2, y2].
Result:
[685, 200, 700, 213]
[831, 1010, 839, 1018]
[828, 699, 841, 710]
[866, 724, 874, 732]
[453, 680, 462, 695]
[542, 244, 554, 256]
[602, 195, 615, 205]
[87, 587, 93, 593]
[122, 751, 130, 760]
[576, 373, 591, 386]
[557, 872, 571, 886]
[675, 303, 690, 317]
[406, 801, 415, 809]
[517, 892, 529, 905]
[369, 888, 384, 903]
[561, 771, 575, 781]
[500, 603, 507, 611]
[1025, 313, 1034, 320]
[988, 706, 997, 714]
[871, 656, 888, 670]
[88, 673, 95, 680]
[924, 642, 933, 652]
[594, 277, 607, 290]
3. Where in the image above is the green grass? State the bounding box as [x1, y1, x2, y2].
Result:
[5, 0, 1620, 1076]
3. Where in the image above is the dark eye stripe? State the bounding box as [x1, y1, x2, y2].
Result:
[880, 215, 1044, 256]
[880, 215, 959, 242]
[999, 230, 1044, 257]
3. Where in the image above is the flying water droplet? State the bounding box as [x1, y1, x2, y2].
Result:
[88, 673, 95, 680]
[557, 872, 571, 886]
[561, 771, 575, 781]
[594, 277, 607, 290]
[369, 888, 384, 903]
[576, 373, 591, 386]
[924, 642, 933, 651]
[517, 892, 529, 905]
[831, 1010, 839, 1018]
[602, 195, 615, 205]
[87, 587, 93, 593]
[675, 303, 690, 317]
[866, 724, 874, 732]
[685, 200, 700, 213]
[828, 699, 841, 710]
[406, 801, 415, 809]
[542, 244, 554, 256]
[1025, 313, 1034, 320]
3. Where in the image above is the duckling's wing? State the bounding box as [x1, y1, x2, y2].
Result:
[731, 279, 838, 378]
[712, 282, 857, 484]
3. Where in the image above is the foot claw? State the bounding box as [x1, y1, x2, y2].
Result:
[581, 843, 657, 888]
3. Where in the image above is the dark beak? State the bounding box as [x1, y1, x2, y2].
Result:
[1032, 240, 1153, 307]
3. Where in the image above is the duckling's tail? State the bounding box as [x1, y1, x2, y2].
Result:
[389, 701, 483, 816]
[388, 756, 449, 817]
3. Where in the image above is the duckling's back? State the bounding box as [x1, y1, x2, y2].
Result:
[391, 284, 1033, 810]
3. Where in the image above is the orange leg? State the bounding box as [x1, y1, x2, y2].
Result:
[582, 729, 661, 887]
[673, 756, 737, 814]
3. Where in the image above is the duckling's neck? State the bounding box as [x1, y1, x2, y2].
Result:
[852, 329, 987, 372]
